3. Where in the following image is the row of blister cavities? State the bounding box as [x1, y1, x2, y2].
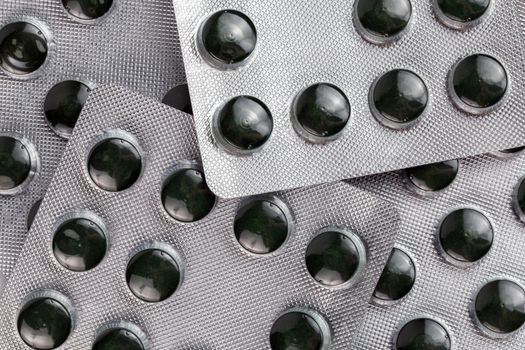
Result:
[190, 1, 509, 155]
[366, 147, 525, 349]
[13, 130, 372, 349]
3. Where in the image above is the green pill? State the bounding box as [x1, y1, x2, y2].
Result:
[294, 84, 350, 140]
[501, 147, 525, 154]
[436, 0, 490, 23]
[17, 297, 72, 349]
[452, 54, 507, 110]
[162, 84, 193, 115]
[88, 138, 142, 192]
[62, 0, 114, 21]
[53, 217, 107, 272]
[201, 10, 257, 65]
[269, 311, 325, 350]
[0, 136, 32, 191]
[305, 230, 361, 287]
[0, 22, 48, 75]
[93, 328, 144, 350]
[126, 249, 181, 302]
[395, 318, 451, 350]
[514, 177, 525, 219]
[474, 279, 525, 334]
[44, 80, 91, 138]
[374, 248, 415, 302]
[217, 96, 273, 152]
[356, 0, 412, 39]
[161, 167, 216, 222]
[406, 160, 459, 192]
[27, 198, 43, 230]
[372, 69, 428, 126]
[439, 208, 493, 263]
[234, 198, 289, 254]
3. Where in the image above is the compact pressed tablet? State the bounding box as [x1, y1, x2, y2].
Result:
[373, 248, 415, 302]
[405, 160, 459, 193]
[355, 0, 412, 43]
[62, 0, 114, 21]
[93, 328, 145, 350]
[395, 318, 451, 350]
[270, 309, 331, 350]
[0, 136, 32, 192]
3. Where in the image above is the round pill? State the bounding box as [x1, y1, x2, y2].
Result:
[500, 147, 525, 154]
[44, 80, 91, 138]
[53, 217, 107, 272]
[356, 0, 412, 39]
[216, 96, 273, 152]
[27, 198, 43, 230]
[0, 136, 32, 191]
[162, 84, 193, 115]
[126, 249, 181, 302]
[88, 138, 142, 192]
[406, 160, 459, 192]
[18, 297, 72, 349]
[0, 22, 48, 75]
[439, 208, 493, 263]
[293, 84, 350, 140]
[200, 10, 257, 65]
[371, 69, 428, 126]
[474, 279, 525, 334]
[436, 0, 490, 23]
[451, 54, 507, 110]
[305, 230, 361, 287]
[514, 177, 525, 219]
[234, 198, 289, 254]
[93, 328, 144, 350]
[395, 318, 451, 350]
[269, 311, 325, 350]
[62, 0, 113, 21]
[161, 167, 216, 222]
[373, 248, 415, 302]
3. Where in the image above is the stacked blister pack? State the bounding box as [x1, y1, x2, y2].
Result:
[1, 0, 525, 349]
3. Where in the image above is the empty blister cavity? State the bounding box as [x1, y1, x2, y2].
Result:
[212, 96, 273, 154]
[161, 161, 216, 223]
[87, 131, 143, 192]
[404, 160, 459, 194]
[44, 80, 92, 139]
[305, 228, 366, 289]
[62, 0, 115, 23]
[162, 83, 193, 115]
[354, 0, 412, 44]
[373, 247, 416, 304]
[370, 69, 429, 129]
[471, 279, 525, 338]
[233, 195, 293, 256]
[269, 307, 332, 350]
[126, 242, 184, 303]
[0, 20, 50, 79]
[198, 9, 257, 69]
[291, 83, 351, 143]
[433, 0, 493, 29]
[92, 321, 150, 350]
[17, 290, 74, 350]
[0, 133, 39, 196]
[394, 318, 452, 350]
[449, 54, 508, 115]
[52, 211, 108, 272]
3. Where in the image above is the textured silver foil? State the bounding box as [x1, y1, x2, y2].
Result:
[0, 85, 399, 349]
[0, 0, 185, 286]
[173, 0, 525, 198]
[352, 152, 525, 349]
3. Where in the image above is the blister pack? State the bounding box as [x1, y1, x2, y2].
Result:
[0, 0, 186, 286]
[172, 0, 525, 199]
[0, 85, 399, 349]
[350, 150, 525, 349]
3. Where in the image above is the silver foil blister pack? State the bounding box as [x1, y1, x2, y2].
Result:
[351, 151, 525, 349]
[0, 86, 399, 349]
[173, 0, 525, 198]
[0, 0, 185, 285]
